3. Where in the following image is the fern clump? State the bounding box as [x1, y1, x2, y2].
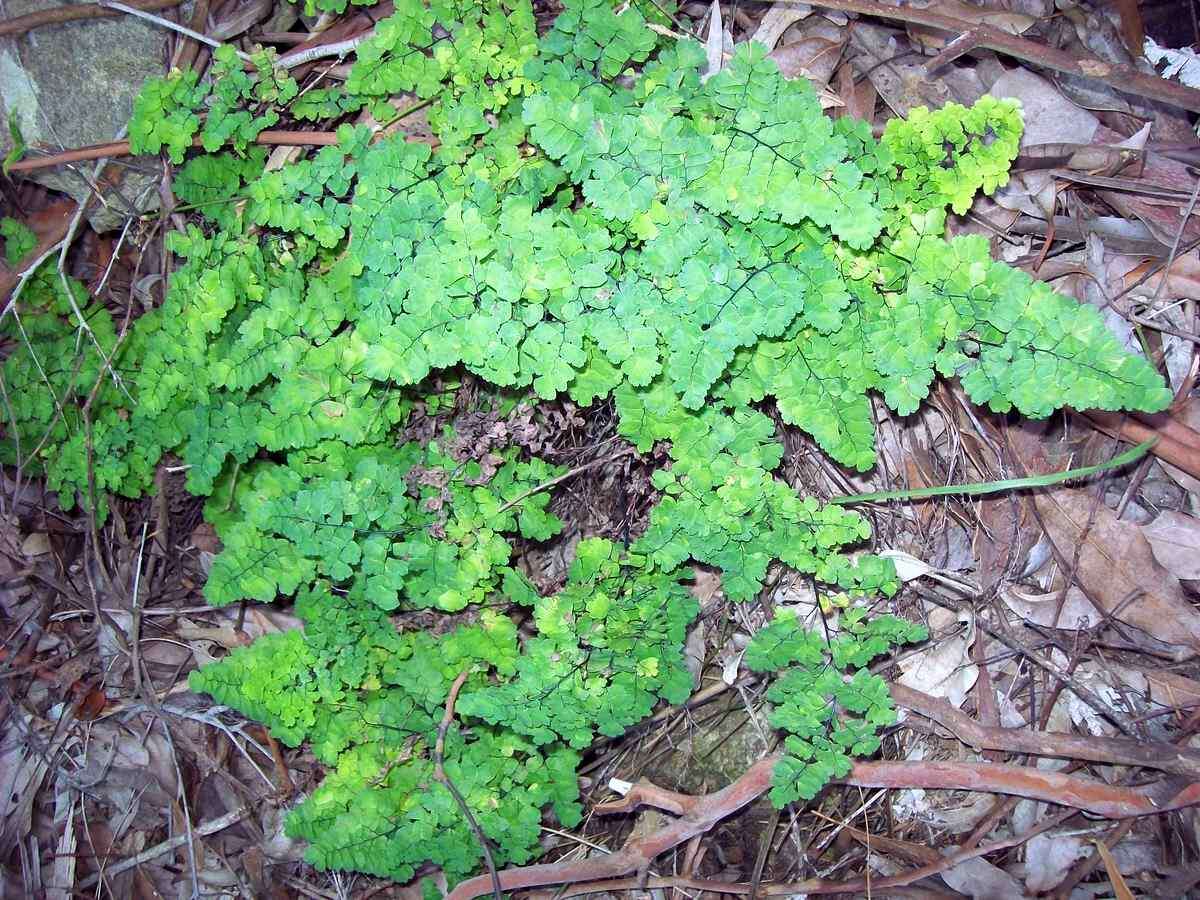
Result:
[0, 0, 1172, 889]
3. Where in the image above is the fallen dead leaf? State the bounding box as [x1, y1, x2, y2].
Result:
[21, 532, 51, 556]
[990, 68, 1098, 147]
[976, 491, 1041, 592]
[941, 853, 1025, 899]
[833, 61, 877, 121]
[897, 604, 977, 707]
[1110, 664, 1200, 711]
[1022, 832, 1089, 894]
[1000, 585, 1103, 630]
[1091, 126, 1200, 248]
[769, 36, 844, 89]
[1142, 511, 1200, 580]
[1034, 486, 1200, 659]
[703, 0, 730, 79]
[750, 4, 812, 50]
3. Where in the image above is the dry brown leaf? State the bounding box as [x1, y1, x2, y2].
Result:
[768, 36, 844, 89]
[941, 855, 1025, 899]
[1142, 511, 1200, 580]
[976, 491, 1040, 591]
[1023, 832, 1089, 894]
[905, 0, 1035, 53]
[1112, 249, 1200, 302]
[1001, 585, 1102, 629]
[897, 604, 977, 707]
[1158, 398, 1200, 498]
[1034, 486, 1200, 658]
[21, 531, 51, 556]
[1111, 664, 1200, 710]
[833, 61, 876, 122]
[750, 4, 812, 50]
[990, 69, 1098, 147]
[1092, 126, 1200, 247]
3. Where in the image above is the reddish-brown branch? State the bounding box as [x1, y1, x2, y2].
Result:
[7, 130, 341, 174]
[545, 808, 1074, 896]
[843, 760, 1200, 818]
[594, 780, 697, 817]
[446, 756, 780, 900]
[799, 0, 1200, 113]
[0, 0, 181, 37]
[446, 754, 1200, 900]
[1080, 410, 1200, 481]
[892, 682, 1200, 781]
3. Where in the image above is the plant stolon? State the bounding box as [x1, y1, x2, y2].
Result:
[0, 0, 1172, 890]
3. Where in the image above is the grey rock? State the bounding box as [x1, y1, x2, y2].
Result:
[1, 0, 169, 231]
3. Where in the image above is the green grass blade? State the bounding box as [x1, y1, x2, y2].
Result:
[833, 439, 1156, 505]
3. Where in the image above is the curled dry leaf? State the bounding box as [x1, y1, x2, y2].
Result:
[1022, 832, 1089, 894]
[1091, 125, 1200, 247]
[1034, 486, 1200, 658]
[750, 4, 812, 50]
[903, 0, 1035, 54]
[1141, 510, 1200, 580]
[990, 69, 1099, 147]
[768, 36, 845, 89]
[897, 604, 978, 707]
[1001, 585, 1103, 630]
[941, 855, 1025, 900]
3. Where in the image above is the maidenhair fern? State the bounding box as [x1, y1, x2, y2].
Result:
[0, 0, 1171, 889]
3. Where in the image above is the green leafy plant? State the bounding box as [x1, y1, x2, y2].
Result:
[0, 0, 1173, 889]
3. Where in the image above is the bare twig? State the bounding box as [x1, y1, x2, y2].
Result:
[0, 0, 181, 37]
[447, 754, 1200, 900]
[1079, 411, 1200, 482]
[77, 805, 249, 888]
[276, 32, 373, 69]
[892, 680, 1200, 780]
[795, 0, 1200, 113]
[96, 0, 250, 59]
[544, 808, 1072, 896]
[434, 670, 503, 900]
[495, 448, 634, 516]
[7, 130, 341, 174]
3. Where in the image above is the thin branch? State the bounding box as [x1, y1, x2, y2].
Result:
[277, 32, 373, 69]
[841, 759, 1200, 818]
[892, 682, 1200, 781]
[1077, 410, 1200, 482]
[495, 448, 634, 516]
[0, 0, 181, 37]
[96, 0, 250, 59]
[434, 670, 503, 900]
[7, 130, 341, 174]
[543, 808, 1072, 896]
[794, 0, 1200, 113]
[77, 806, 248, 888]
[447, 755, 1200, 900]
